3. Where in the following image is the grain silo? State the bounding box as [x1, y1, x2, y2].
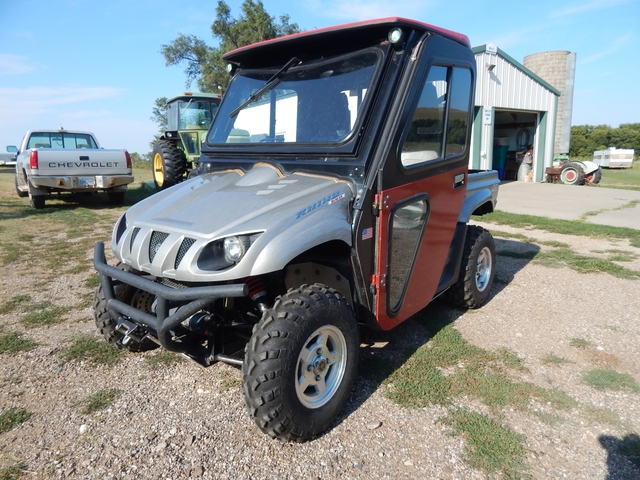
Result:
[523, 51, 576, 156]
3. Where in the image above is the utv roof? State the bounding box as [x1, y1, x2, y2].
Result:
[223, 17, 470, 67]
[166, 92, 221, 104]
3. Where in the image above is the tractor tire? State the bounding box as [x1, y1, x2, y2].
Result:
[446, 225, 496, 309]
[242, 284, 359, 442]
[586, 167, 602, 185]
[152, 140, 187, 191]
[560, 162, 586, 185]
[93, 263, 159, 353]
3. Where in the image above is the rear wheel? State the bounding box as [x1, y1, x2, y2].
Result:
[242, 284, 359, 442]
[152, 140, 186, 191]
[586, 167, 602, 185]
[15, 174, 28, 198]
[107, 190, 126, 205]
[93, 263, 158, 352]
[560, 162, 585, 185]
[446, 225, 496, 309]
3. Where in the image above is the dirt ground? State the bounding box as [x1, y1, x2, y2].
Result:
[0, 187, 639, 478]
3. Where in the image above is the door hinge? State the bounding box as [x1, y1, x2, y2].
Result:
[370, 273, 387, 294]
[371, 194, 389, 217]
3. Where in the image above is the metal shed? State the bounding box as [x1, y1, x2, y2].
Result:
[470, 44, 561, 182]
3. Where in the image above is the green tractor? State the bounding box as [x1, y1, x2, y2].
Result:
[152, 92, 221, 190]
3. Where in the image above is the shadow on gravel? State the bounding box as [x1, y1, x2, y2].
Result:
[330, 237, 539, 433]
[599, 433, 640, 479]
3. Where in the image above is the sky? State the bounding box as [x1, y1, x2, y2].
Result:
[1, 0, 638, 154]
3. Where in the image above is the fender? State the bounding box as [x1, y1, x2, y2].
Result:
[457, 188, 495, 223]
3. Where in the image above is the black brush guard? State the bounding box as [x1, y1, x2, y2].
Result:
[94, 242, 248, 361]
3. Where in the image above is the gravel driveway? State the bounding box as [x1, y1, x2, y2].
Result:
[1, 217, 639, 479]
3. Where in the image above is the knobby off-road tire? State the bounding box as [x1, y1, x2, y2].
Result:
[446, 225, 496, 309]
[560, 162, 585, 185]
[152, 140, 187, 191]
[242, 284, 359, 442]
[93, 263, 158, 352]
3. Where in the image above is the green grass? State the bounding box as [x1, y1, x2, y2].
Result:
[480, 211, 640, 248]
[0, 332, 36, 354]
[144, 351, 183, 370]
[582, 368, 640, 392]
[442, 409, 529, 477]
[600, 165, 640, 190]
[78, 388, 121, 414]
[0, 407, 32, 433]
[0, 295, 31, 314]
[541, 352, 574, 366]
[64, 335, 122, 366]
[534, 248, 640, 279]
[20, 302, 70, 328]
[570, 337, 592, 349]
[0, 463, 25, 480]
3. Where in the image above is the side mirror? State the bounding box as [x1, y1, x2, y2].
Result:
[6, 145, 18, 153]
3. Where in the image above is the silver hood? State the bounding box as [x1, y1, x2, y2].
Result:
[112, 164, 354, 282]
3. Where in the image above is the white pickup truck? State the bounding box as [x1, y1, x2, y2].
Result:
[13, 128, 134, 208]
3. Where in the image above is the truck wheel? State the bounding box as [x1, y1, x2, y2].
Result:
[242, 284, 359, 442]
[446, 225, 496, 309]
[15, 175, 28, 198]
[560, 162, 585, 185]
[152, 140, 186, 191]
[93, 263, 158, 352]
[107, 190, 126, 205]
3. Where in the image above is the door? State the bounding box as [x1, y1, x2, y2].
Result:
[373, 64, 474, 330]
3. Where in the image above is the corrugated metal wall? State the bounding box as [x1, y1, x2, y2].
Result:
[472, 47, 559, 182]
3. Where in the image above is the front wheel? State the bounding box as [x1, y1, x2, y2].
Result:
[560, 162, 585, 185]
[242, 284, 359, 442]
[446, 225, 496, 309]
[93, 263, 159, 352]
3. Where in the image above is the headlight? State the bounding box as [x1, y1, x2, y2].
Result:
[197, 233, 261, 271]
[223, 236, 245, 263]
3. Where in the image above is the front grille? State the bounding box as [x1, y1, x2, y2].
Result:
[175, 237, 196, 269]
[149, 231, 169, 263]
[130, 227, 140, 251]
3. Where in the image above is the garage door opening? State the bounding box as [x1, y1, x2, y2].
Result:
[492, 110, 537, 181]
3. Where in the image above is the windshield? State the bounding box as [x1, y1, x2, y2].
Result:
[27, 132, 98, 149]
[168, 100, 219, 131]
[208, 50, 379, 146]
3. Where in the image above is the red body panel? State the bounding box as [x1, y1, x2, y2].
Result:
[374, 166, 467, 330]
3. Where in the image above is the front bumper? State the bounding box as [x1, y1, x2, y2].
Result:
[94, 242, 248, 353]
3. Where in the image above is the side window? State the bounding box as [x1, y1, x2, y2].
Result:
[400, 65, 472, 167]
[445, 68, 472, 157]
[400, 66, 447, 167]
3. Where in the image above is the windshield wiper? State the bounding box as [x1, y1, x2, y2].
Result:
[229, 57, 301, 118]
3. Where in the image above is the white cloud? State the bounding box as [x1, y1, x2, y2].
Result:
[579, 34, 634, 64]
[550, 0, 634, 18]
[0, 54, 35, 76]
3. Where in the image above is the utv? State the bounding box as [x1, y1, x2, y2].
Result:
[94, 17, 500, 442]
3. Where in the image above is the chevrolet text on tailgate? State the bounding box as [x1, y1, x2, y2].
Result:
[13, 128, 133, 208]
[94, 17, 500, 441]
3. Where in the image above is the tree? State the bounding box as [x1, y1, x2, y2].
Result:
[161, 0, 299, 93]
[570, 123, 640, 158]
[150, 96, 169, 131]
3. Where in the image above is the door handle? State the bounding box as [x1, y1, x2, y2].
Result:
[453, 173, 465, 189]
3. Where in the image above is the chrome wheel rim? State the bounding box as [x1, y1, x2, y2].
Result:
[476, 246, 493, 292]
[295, 325, 347, 409]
